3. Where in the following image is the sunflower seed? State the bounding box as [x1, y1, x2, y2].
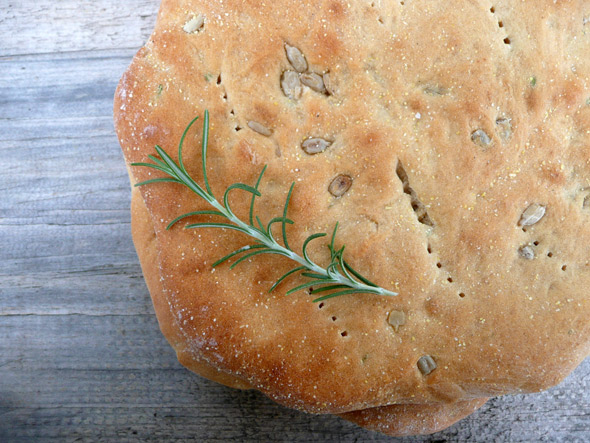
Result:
[183, 14, 205, 33]
[423, 85, 448, 96]
[300, 73, 326, 93]
[301, 137, 332, 154]
[281, 70, 302, 100]
[329, 175, 353, 197]
[518, 203, 546, 227]
[417, 355, 437, 376]
[496, 117, 513, 140]
[388, 310, 406, 332]
[583, 194, 590, 209]
[323, 73, 335, 95]
[471, 129, 492, 148]
[285, 44, 308, 73]
[518, 245, 535, 260]
[247, 121, 272, 137]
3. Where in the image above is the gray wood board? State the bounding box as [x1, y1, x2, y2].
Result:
[1, 1, 589, 441]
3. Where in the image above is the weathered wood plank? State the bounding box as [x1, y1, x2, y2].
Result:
[0, 52, 141, 316]
[0, 50, 136, 120]
[1, 372, 589, 442]
[0, 1, 157, 57]
[0, 405, 375, 442]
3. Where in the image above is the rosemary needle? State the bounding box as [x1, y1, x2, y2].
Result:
[132, 111, 397, 302]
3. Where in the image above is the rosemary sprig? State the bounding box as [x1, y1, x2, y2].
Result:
[131, 111, 397, 302]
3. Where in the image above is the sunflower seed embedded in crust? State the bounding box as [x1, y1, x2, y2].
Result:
[423, 85, 448, 96]
[388, 310, 406, 332]
[583, 194, 590, 209]
[183, 14, 205, 33]
[247, 121, 272, 137]
[471, 129, 492, 148]
[285, 43, 308, 73]
[417, 356, 437, 376]
[281, 70, 302, 100]
[329, 174, 353, 197]
[518, 203, 546, 227]
[323, 73, 335, 95]
[495, 117, 513, 141]
[301, 137, 332, 154]
[518, 245, 535, 260]
[300, 73, 326, 94]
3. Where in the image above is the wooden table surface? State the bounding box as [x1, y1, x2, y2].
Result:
[1, 1, 589, 441]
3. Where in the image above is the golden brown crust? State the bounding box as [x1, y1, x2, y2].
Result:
[131, 184, 252, 390]
[115, 0, 590, 419]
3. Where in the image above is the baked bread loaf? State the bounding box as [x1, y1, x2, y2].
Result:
[115, 0, 590, 436]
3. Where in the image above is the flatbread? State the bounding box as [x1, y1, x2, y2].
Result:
[115, 0, 590, 434]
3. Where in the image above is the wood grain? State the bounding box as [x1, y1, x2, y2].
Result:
[0, 1, 589, 441]
[0, 1, 158, 57]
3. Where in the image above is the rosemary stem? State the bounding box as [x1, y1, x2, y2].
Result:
[208, 198, 396, 297]
[134, 112, 398, 301]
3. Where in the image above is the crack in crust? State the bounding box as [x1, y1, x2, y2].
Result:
[396, 161, 434, 227]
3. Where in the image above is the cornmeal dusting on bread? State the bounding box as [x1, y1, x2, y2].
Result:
[115, 0, 590, 437]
